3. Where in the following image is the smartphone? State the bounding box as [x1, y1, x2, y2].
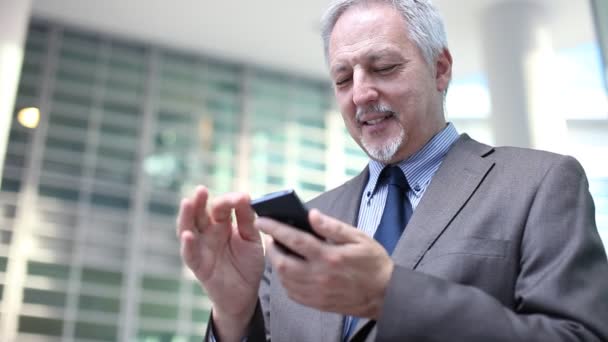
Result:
[251, 189, 322, 256]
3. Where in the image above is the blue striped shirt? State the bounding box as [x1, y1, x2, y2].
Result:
[342, 123, 459, 340]
[356, 123, 460, 238]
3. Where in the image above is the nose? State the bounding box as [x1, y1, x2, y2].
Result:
[352, 70, 379, 107]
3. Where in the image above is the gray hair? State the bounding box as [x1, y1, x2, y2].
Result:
[320, 0, 448, 68]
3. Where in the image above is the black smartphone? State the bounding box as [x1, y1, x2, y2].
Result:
[251, 189, 322, 256]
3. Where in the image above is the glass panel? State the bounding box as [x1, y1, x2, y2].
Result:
[148, 201, 177, 217]
[45, 136, 86, 153]
[42, 158, 83, 177]
[141, 275, 180, 292]
[78, 294, 121, 313]
[1, 179, 21, 192]
[23, 288, 66, 307]
[18, 316, 63, 336]
[81, 267, 123, 287]
[8, 128, 31, 144]
[96, 145, 136, 162]
[74, 321, 117, 341]
[38, 185, 80, 202]
[48, 112, 89, 130]
[139, 302, 179, 320]
[192, 308, 210, 323]
[90, 193, 130, 210]
[27, 261, 70, 279]
[0, 256, 8, 272]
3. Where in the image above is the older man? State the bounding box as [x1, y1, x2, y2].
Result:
[177, 0, 608, 341]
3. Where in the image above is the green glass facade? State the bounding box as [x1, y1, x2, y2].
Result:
[0, 20, 367, 342]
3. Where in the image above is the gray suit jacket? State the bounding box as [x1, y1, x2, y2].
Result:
[209, 134, 608, 341]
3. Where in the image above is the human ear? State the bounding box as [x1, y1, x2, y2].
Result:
[435, 48, 453, 92]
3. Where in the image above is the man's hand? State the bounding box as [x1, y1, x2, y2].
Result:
[257, 209, 394, 319]
[177, 186, 264, 341]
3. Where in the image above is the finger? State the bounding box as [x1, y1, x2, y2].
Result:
[257, 217, 323, 260]
[265, 237, 310, 282]
[193, 186, 211, 232]
[309, 209, 361, 244]
[176, 197, 196, 238]
[234, 193, 259, 242]
[179, 229, 201, 271]
[209, 192, 245, 225]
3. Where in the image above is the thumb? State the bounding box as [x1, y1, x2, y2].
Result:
[308, 209, 361, 244]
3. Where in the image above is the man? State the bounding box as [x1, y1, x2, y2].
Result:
[176, 0, 608, 341]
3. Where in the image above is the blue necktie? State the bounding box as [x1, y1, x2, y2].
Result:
[343, 166, 412, 340]
[373, 165, 412, 254]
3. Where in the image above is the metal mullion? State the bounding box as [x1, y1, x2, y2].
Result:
[61, 34, 110, 341]
[118, 46, 158, 342]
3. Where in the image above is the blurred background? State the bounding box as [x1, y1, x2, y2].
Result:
[0, 0, 606, 341]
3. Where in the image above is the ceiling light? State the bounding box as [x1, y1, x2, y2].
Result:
[17, 107, 40, 129]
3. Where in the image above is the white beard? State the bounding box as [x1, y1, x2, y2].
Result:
[361, 124, 406, 163]
[355, 103, 406, 163]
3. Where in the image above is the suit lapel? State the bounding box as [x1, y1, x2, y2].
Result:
[393, 134, 495, 269]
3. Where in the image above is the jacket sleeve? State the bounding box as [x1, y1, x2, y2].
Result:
[376, 156, 608, 341]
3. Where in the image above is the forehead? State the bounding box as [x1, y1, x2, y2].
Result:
[328, 3, 414, 65]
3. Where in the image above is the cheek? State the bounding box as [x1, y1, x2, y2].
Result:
[336, 93, 353, 114]
[336, 97, 357, 125]
[341, 113, 359, 135]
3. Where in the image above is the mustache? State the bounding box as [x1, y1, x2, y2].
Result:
[355, 103, 397, 122]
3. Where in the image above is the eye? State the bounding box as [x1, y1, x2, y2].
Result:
[335, 76, 352, 87]
[375, 65, 398, 74]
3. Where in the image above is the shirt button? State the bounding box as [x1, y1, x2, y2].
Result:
[414, 185, 421, 192]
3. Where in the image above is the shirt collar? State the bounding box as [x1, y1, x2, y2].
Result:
[364, 122, 460, 198]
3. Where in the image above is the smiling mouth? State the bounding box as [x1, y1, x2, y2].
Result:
[361, 114, 393, 126]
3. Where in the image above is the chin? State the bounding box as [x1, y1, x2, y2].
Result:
[361, 130, 407, 164]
